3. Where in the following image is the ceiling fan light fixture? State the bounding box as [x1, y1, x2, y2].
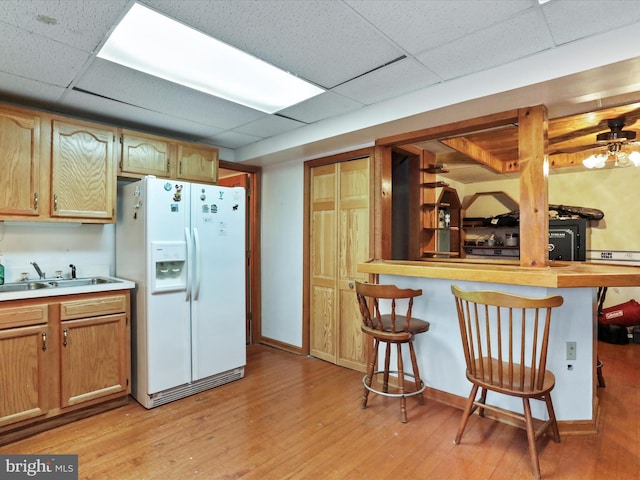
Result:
[583, 153, 608, 169]
[629, 151, 640, 167]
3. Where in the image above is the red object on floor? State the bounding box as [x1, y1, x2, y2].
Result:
[599, 299, 640, 327]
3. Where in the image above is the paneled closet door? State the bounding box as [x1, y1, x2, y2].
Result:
[310, 156, 370, 372]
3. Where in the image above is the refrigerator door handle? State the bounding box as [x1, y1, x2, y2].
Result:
[193, 227, 201, 301]
[185, 227, 192, 302]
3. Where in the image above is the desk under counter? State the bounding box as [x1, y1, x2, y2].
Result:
[357, 259, 640, 435]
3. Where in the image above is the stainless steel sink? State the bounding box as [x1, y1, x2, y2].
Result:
[0, 281, 51, 292]
[46, 277, 121, 287]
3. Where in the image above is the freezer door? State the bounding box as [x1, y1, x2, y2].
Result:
[144, 178, 192, 393]
[190, 185, 247, 380]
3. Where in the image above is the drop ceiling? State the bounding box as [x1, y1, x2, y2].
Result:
[1, 0, 640, 179]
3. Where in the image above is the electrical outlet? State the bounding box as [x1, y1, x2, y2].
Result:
[566, 341, 577, 361]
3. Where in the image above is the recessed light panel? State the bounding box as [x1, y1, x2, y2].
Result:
[97, 3, 324, 113]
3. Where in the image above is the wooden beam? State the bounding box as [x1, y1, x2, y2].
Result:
[376, 110, 519, 147]
[518, 105, 549, 268]
[440, 137, 506, 173]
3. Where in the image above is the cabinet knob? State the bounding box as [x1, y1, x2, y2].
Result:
[348, 281, 355, 289]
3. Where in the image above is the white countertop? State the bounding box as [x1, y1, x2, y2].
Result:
[0, 276, 135, 302]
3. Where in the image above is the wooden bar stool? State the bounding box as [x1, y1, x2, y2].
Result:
[451, 285, 563, 479]
[355, 281, 430, 423]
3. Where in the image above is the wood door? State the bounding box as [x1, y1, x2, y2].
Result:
[51, 120, 116, 221]
[0, 107, 41, 218]
[0, 324, 49, 427]
[60, 313, 128, 408]
[120, 131, 171, 177]
[310, 157, 370, 371]
[176, 144, 218, 183]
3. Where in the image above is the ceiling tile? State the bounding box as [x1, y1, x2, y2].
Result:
[233, 115, 306, 138]
[144, 0, 404, 88]
[0, 21, 91, 87]
[0, 0, 128, 51]
[59, 89, 225, 141]
[76, 59, 265, 129]
[542, 0, 640, 45]
[333, 58, 441, 105]
[204, 130, 263, 150]
[346, 0, 535, 54]
[417, 9, 554, 80]
[0, 70, 66, 103]
[278, 91, 364, 124]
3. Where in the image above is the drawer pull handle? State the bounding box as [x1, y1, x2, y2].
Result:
[42, 331, 47, 351]
[53, 193, 58, 211]
[34, 192, 39, 210]
[63, 328, 68, 347]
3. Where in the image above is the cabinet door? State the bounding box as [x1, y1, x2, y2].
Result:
[121, 131, 172, 177]
[0, 325, 49, 427]
[176, 144, 218, 183]
[51, 120, 116, 221]
[0, 107, 41, 218]
[60, 314, 128, 408]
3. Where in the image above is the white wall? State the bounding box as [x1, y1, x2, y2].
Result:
[260, 161, 304, 347]
[0, 222, 114, 282]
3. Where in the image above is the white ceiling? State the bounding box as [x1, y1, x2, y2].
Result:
[1, 0, 640, 169]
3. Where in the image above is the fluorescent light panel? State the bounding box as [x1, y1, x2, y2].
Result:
[97, 3, 324, 113]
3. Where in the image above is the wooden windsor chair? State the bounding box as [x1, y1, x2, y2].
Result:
[450, 284, 564, 479]
[355, 281, 430, 423]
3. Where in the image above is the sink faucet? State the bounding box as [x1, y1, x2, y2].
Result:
[69, 264, 77, 279]
[30, 261, 45, 279]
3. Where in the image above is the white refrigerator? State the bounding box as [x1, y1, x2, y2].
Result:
[116, 176, 246, 408]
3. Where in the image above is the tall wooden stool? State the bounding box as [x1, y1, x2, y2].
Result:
[355, 281, 430, 423]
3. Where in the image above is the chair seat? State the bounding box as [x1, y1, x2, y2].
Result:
[468, 357, 556, 397]
[375, 314, 430, 334]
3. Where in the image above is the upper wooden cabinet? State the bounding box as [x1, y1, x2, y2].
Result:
[120, 130, 171, 177]
[0, 105, 41, 218]
[119, 132, 219, 184]
[176, 143, 218, 183]
[0, 104, 117, 224]
[51, 119, 117, 222]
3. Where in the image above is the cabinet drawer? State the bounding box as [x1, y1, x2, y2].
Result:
[60, 294, 127, 320]
[0, 304, 48, 329]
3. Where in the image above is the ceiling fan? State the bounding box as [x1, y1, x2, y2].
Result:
[582, 117, 640, 168]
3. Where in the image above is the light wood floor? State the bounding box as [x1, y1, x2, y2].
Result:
[1, 341, 638, 479]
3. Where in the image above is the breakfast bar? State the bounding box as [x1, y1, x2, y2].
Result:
[357, 259, 640, 434]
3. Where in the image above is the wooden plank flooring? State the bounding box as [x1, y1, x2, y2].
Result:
[1, 341, 638, 479]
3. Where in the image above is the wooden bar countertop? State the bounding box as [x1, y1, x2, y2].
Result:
[357, 259, 640, 288]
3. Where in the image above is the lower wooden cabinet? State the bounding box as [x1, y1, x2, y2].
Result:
[0, 291, 130, 443]
[0, 321, 49, 428]
[59, 294, 129, 408]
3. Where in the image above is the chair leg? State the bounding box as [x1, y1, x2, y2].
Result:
[478, 388, 487, 418]
[454, 383, 479, 445]
[523, 398, 542, 479]
[543, 393, 561, 443]
[408, 340, 424, 405]
[362, 338, 379, 410]
[397, 343, 408, 423]
[382, 342, 391, 393]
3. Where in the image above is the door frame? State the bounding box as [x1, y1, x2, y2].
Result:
[218, 160, 262, 346]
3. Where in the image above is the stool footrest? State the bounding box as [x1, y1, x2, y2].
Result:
[362, 370, 427, 398]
